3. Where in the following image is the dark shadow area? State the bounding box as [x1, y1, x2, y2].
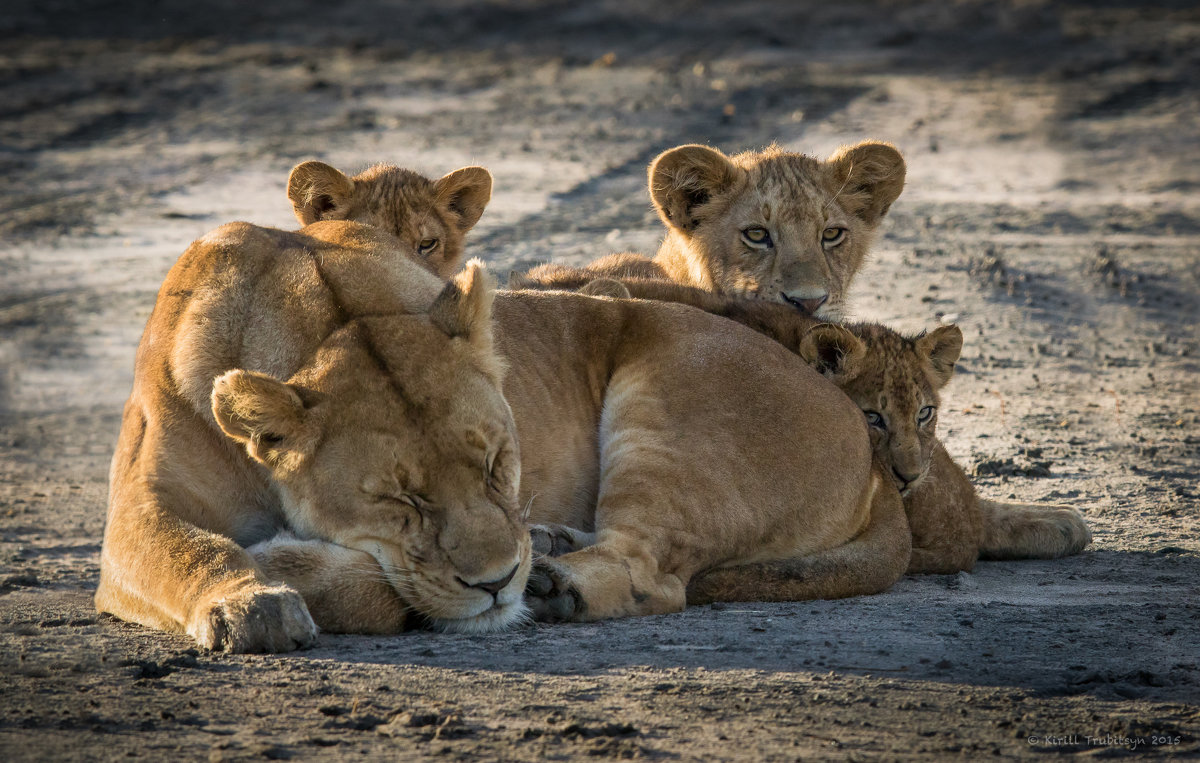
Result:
[249, 550, 1200, 703]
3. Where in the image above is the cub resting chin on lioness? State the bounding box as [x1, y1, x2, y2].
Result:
[97, 169, 913, 651]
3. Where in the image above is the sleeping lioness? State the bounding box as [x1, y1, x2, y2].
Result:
[97, 221, 532, 651]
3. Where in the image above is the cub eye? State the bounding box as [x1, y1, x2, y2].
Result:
[917, 406, 936, 425]
[418, 238, 439, 255]
[257, 432, 285, 448]
[741, 227, 773, 248]
[821, 227, 846, 246]
[863, 411, 886, 430]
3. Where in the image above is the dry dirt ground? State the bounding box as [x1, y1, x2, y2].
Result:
[1, 1, 1198, 760]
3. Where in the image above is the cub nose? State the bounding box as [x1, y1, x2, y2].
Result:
[799, 294, 829, 313]
[892, 465, 920, 488]
[458, 563, 519, 597]
[781, 291, 829, 314]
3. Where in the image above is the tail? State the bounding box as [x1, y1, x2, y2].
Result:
[686, 472, 911, 604]
[977, 498, 1092, 560]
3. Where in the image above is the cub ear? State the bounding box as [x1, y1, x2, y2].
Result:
[798, 324, 866, 379]
[648, 144, 742, 233]
[288, 161, 356, 226]
[824, 141, 906, 225]
[578, 278, 632, 299]
[435, 166, 493, 233]
[915, 324, 963, 388]
[430, 258, 496, 353]
[211, 370, 314, 466]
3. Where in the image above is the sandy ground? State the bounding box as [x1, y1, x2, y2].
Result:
[2, 1, 1198, 759]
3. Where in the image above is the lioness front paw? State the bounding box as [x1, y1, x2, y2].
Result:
[529, 524, 594, 558]
[524, 559, 583, 622]
[190, 585, 318, 653]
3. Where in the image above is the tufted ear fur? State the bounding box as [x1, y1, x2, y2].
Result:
[212, 370, 315, 466]
[798, 324, 866, 380]
[649, 144, 742, 233]
[578, 278, 632, 299]
[914, 324, 963, 388]
[824, 141, 906, 226]
[288, 161, 356, 226]
[430, 258, 496, 354]
[434, 166, 493, 232]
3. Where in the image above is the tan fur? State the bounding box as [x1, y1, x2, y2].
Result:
[97, 220, 532, 651]
[287, 161, 492, 279]
[514, 275, 1091, 574]
[513, 141, 904, 320]
[248, 277, 907, 623]
[261, 165, 918, 623]
[492, 291, 910, 618]
[798, 322, 1091, 572]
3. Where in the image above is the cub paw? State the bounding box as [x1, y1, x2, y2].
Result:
[1053, 507, 1093, 554]
[524, 559, 583, 622]
[529, 524, 594, 558]
[190, 585, 318, 653]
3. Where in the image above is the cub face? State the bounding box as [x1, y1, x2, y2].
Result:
[649, 142, 905, 320]
[287, 161, 492, 279]
[800, 323, 963, 496]
[212, 263, 531, 633]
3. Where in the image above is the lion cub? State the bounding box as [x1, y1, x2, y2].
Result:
[510, 140, 906, 320]
[287, 160, 493, 279]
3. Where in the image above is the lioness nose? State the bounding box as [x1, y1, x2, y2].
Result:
[458, 563, 519, 596]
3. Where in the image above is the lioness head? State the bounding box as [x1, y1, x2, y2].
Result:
[287, 161, 493, 279]
[212, 261, 531, 632]
[649, 141, 905, 319]
[799, 323, 963, 496]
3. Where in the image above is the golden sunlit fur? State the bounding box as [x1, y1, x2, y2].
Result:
[513, 276, 1091, 574]
[287, 161, 492, 279]
[97, 221, 532, 652]
[260, 164, 913, 624]
[512, 141, 906, 320]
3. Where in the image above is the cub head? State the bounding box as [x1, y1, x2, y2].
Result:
[649, 141, 905, 319]
[287, 161, 493, 279]
[799, 323, 963, 496]
[212, 261, 530, 633]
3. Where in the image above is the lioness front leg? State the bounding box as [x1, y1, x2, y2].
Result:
[524, 532, 685, 622]
[248, 533, 410, 634]
[96, 497, 318, 653]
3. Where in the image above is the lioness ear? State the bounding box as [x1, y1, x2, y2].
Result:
[430, 258, 496, 353]
[915, 325, 963, 388]
[212, 370, 313, 466]
[435, 166, 493, 233]
[579, 278, 632, 299]
[825, 141, 906, 225]
[288, 161, 356, 226]
[649, 144, 742, 233]
[798, 324, 866, 379]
